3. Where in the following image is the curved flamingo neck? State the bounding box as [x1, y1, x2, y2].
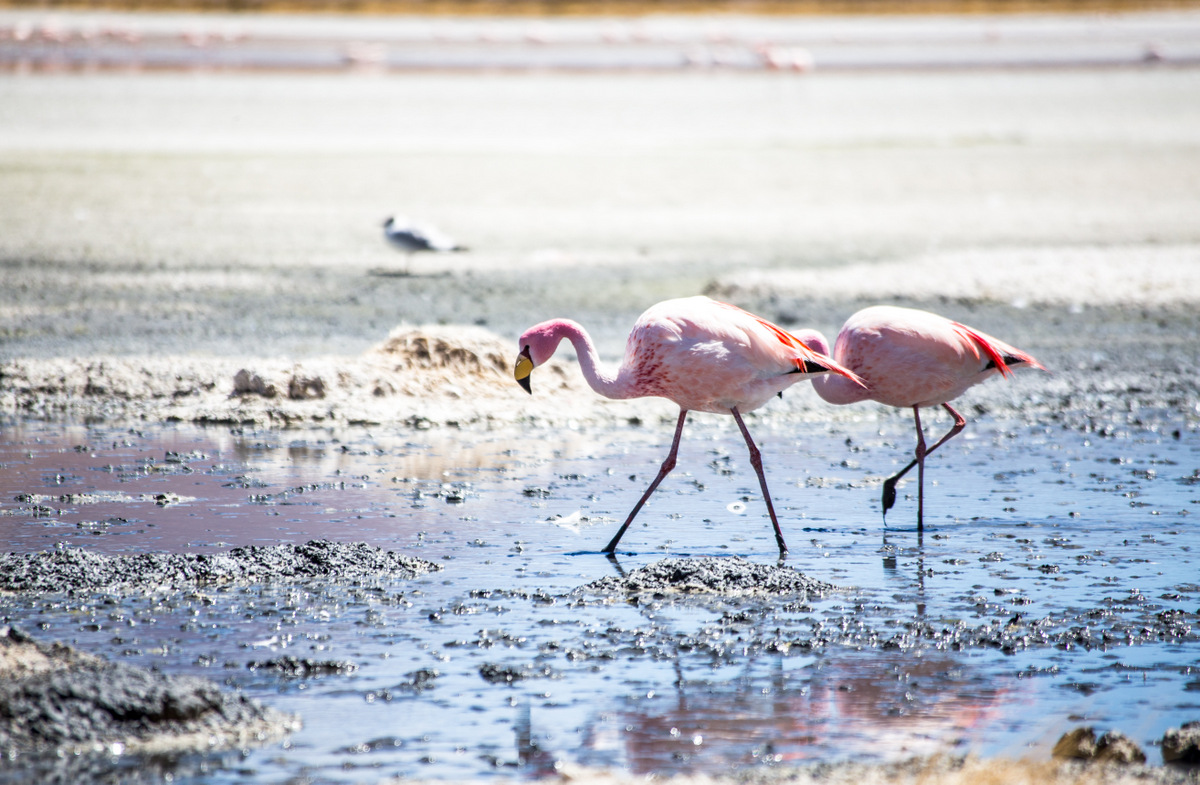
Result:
[792, 328, 872, 406]
[547, 321, 628, 400]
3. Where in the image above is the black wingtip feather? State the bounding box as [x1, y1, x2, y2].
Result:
[789, 359, 831, 375]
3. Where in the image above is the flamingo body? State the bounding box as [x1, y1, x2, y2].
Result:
[794, 305, 1045, 527]
[515, 295, 862, 555]
[812, 306, 1040, 409]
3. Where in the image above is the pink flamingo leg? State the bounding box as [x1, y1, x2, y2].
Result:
[881, 403, 967, 529]
[730, 407, 789, 556]
[602, 410, 688, 554]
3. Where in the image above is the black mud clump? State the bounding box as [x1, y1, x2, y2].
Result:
[0, 625, 296, 781]
[247, 655, 358, 679]
[479, 662, 557, 684]
[0, 539, 441, 595]
[578, 557, 835, 600]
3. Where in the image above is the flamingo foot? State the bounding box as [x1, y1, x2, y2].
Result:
[881, 478, 899, 515]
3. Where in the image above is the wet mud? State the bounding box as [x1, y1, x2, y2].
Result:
[0, 625, 297, 785]
[579, 557, 835, 600]
[1, 417, 1198, 783]
[0, 540, 437, 782]
[0, 539, 441, 594]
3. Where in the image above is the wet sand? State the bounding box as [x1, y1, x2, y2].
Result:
[2, 9, 1200, 785]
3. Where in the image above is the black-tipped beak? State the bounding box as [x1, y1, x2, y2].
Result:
[514, 348, 534, 394]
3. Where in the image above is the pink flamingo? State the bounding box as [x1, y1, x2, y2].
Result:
[514, 295, 863, 556]
[794, 305, 1046, 529]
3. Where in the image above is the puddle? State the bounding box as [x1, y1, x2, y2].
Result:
[0, 415, 1198, 782]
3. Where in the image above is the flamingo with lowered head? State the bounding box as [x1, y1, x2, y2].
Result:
[514, 295, 863, 556]
[792, 305, 1046, 529]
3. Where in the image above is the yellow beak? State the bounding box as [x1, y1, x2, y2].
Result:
[514, 352, 534, 394]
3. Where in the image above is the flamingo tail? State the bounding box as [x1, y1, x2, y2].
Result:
[712, 299, 867, 387]
[953, 322, 1046, 378]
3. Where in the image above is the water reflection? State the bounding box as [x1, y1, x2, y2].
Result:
[568, 651, 1016, 774]
[227, 431, 524, 483]
[882, 526, 927, 618]
[0, 422, 632, 555]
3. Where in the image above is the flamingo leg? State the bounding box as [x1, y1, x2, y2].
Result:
[602, 409, 688, 554]
[881, 403, 967, 526]
[731, 407, 788, 556]
[914, 406, 927, 529]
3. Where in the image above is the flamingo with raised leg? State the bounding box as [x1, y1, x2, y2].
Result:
[514, 295, 863, 556]
[793, 305, 1046, 529]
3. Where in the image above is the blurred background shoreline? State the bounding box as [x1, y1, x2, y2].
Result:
[3, 0, 1200, 15]
[3, 6, 1200, 72]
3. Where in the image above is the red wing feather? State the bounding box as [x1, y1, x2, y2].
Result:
[951, 321, 1044, 378]
[714, 301, 865, 386]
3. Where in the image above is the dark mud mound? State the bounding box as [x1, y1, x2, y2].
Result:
[0, 626, 296, 778]
[0, 539, 441, 594]
[246, 655, 359, 679]
[580, 557, 835, 600]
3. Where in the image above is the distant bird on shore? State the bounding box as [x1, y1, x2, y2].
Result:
[793, 306, 1046, 529]
[514, 295, 863, 557]
[381, 216, 466, 275]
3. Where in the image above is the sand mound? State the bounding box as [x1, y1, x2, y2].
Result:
[0, 324, 601, 427]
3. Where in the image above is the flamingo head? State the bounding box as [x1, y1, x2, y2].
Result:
[789, 328, 830, 357]
[514, 320, 574, 394]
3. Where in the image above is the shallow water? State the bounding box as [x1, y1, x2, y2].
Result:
[1, 413, 1197, 781]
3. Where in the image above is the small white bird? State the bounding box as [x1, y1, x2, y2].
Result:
[381, 215, 467, 275]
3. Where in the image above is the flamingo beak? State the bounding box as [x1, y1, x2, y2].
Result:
[514, 349, 534, 394]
